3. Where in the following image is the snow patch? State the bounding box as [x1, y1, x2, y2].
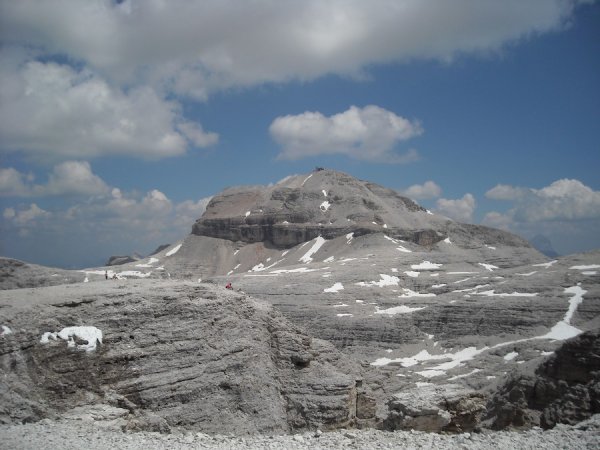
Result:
[165, 244, 182, 256]
[570, 264, 600, 270]
[443, 237, 452, 244]
[517, 271, 537, 277]
[503, 351, 518, 361]
[117, 271, 152, 278]
[301, 173, 313, 186]
[269, 266, 326, 274]
[375, 305, 426, 315]
[324, 282, 344, 293]
[540, 321, 581, 341]
[41, 326, 103, 352]
[478, 263, 499, 272]
[336, 313, 353, 317]
[356, 274, 400, 287]
[136, 257, 159, 268]
[383, 235, 399, 244]
[448, 369, 481, 381]
[399, 289, 436, 298]
[411, 261, 442, 270]
[533, 260, 558, 268]
[322, 189, 327, 197]
[563, 285, 585, 324]
[320, 201, 331, 211]
[299, 236, 326, 263]
[323, 256, 335, 263]
[1, 325, 13, 336]
[404, 271, 419, 278]
[416, 369, 447, 378]
[474, 290, 538, 297]
[485, 245, 497, 250]
[453, 277, 471, 284]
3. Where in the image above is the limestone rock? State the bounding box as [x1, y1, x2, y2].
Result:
[0, 257, 84, 290]
[384, 384, 484, 432]
[484, 330, 600, 430]
[0, 280, 363, 434]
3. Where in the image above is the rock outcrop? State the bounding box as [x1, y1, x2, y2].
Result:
[106, 255, 139, 266]
[384, 384, 486, 433]
[193, 170, 452, 249]
[0, 257, 85, 290]
[484, 330, 600, 429]
[0, 280, 367, 434]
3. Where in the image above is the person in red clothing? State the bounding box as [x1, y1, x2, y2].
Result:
[225, 282, 232, 289]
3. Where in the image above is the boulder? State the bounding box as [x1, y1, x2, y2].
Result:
[384, 384, 485, 432]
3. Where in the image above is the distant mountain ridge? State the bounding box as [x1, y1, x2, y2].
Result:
[192, 169, 534, 251]
[530, 234, 560, 258]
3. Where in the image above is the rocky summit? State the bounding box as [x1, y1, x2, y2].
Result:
[1, 169, 599, 439]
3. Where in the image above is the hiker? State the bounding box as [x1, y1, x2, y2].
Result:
[225, 282, 232, 290]
[105, 271, 108, 280]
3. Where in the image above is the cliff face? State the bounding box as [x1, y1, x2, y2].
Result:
[192, 170, 447, 248]
[0, 280, 368, 433]
[484, 330, 600, 430]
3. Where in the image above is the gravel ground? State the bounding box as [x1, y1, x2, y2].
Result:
[2, 418, 599, 450]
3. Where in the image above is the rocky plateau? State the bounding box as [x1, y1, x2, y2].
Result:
[1, 169, 599, 443]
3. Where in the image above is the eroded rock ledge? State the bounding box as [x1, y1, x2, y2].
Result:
[0, 280, 372, 434]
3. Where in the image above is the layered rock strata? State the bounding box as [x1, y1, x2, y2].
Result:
[0, 280, 369, 433]
[484, 330, 600, 429]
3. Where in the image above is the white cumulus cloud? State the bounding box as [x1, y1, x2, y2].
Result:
[0, 1, 589, 163]
[0, 167, 33, 196]
[270, 105, 422, 162]
[483, 179, 600, 254]
[0, 59, 218, 162]
[1, 187, 213, 267]
[0, 0, 585, 94]
[435, 193, 476, 223]
[3, 203, 50, 226]
[401, 181, 442, 199]
[0, 161, 109, 197]
[486, 179, 600, 223]
[485, 184, 527, 200]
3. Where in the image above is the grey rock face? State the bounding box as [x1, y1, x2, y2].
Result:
[530, 235, 560, 258]
[0, 257, 85, 290]
[384, 384, 486, 432]
[1, 169, 599, 436]
[192, 170, 449, 249]
[484, 330, 600, 430]
[106, 255, 139, 266]
[0, 280, 363, 434]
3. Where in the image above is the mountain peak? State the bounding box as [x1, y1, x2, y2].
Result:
[192, 169, 531, 251]
[193, 169, 445, 248]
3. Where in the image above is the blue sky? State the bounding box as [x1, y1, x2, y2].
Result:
[1, 0, 599, 268]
